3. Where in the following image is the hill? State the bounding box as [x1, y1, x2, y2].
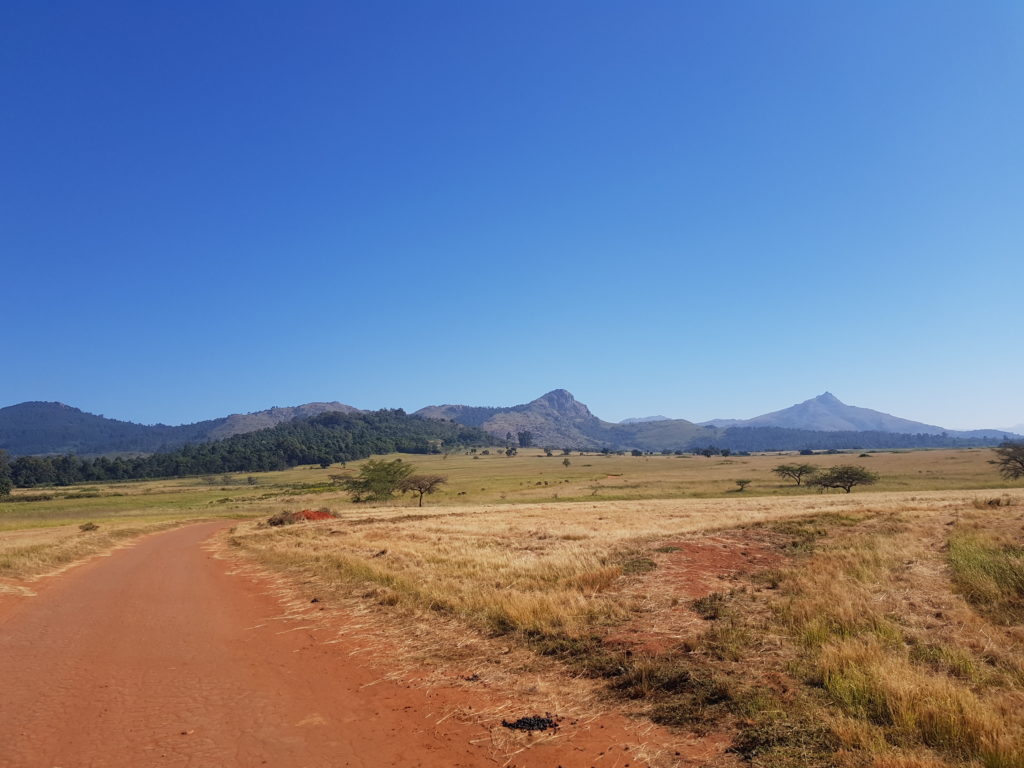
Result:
[0, 400, 361, 456]
[206, 402, 362, 440]
[416, 389, 711, 450]
[0, 402, 226, 456]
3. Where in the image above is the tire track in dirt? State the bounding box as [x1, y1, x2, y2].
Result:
[0, 522, 670, 767]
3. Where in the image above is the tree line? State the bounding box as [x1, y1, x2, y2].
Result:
[3, 410, 488, 488]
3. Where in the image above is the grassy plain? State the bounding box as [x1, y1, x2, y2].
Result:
[2, 447, 1009, 528]
[3, 447, 1023, 765]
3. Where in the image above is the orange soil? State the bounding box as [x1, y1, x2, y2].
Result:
[0, 522, 677, 767]
[606, 532, 783, 655]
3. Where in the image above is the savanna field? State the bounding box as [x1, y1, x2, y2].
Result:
[3, 447, 1023, 767]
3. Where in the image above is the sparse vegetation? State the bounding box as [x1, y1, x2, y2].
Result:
[806, 465, 880, 493]
[990, 441, 1024, 481]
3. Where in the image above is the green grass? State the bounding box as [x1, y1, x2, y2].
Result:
[3, 447, 1017, 533]
[949, 532, 1024, 624]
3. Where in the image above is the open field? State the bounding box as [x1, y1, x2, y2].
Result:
[225, 488, 1024, 767]
[2, 448, 1013, 531]
[3, 448, 1022, 765]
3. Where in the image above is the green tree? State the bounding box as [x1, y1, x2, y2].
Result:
[341, 458, 415, 502]
[0, 450, 11, 497]
[990, 441, 1024, 480]
[400, 474, 447, 507]
[772, 463, 818, 486]
[735, 479, 751, 492]
[807, 465, 879, 493]
[517, 431, 534, 448]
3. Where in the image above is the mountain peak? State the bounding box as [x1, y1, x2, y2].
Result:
[530, 389, 592, 417]
[813, 392, 843, 405]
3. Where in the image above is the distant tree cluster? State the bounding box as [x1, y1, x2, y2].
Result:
[7, 411, 487, 488]
[772, 462, 878, 492]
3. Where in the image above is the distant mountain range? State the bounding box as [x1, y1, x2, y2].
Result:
[416, 390, 1020, 449]
[415, 390, 709, 451]
[0, 391, 1019, 457]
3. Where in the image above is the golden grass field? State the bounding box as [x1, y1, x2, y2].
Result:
[3, 447, 1023, 766]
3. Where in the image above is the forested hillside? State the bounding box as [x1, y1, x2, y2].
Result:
[5, 410, 488, 488]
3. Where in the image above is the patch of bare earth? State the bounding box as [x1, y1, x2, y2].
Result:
[606, 530, 785, 655]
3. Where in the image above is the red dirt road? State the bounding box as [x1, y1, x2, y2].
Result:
[0, 523, 668, 768]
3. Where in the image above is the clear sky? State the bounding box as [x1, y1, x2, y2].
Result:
[3, 1, 1022, 430]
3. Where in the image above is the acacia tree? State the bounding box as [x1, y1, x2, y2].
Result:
[807, 465, 879, 493]
[990, 441, 1024, 480]
[341, 458, 414, 502]
[772, 463, 818, 486]
[401, 474, 448, 507]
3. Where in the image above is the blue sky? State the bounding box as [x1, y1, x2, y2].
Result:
[3, 1, 1022, 430]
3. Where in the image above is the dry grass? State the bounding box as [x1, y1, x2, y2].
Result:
[227, 492, 973, 639]
[0, 519, 190, 585]
[226, 486, 1024, 766]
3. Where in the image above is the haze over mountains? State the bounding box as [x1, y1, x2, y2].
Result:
[0, 391, 1019, 457]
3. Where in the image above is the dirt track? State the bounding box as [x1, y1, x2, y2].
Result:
[0, 523, 666, 768]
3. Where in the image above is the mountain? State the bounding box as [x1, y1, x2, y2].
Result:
[700, 393, 1023, 441]
[620, 416, 671, 424]
[416, 389, 711, 450]
[700, 392, 950, 434]
[0, 400, 361, 456]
